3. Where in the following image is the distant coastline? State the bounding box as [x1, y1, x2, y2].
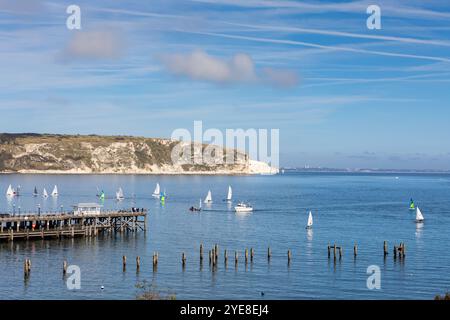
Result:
[282, 167, 450, 174]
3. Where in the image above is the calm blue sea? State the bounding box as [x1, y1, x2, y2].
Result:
[0, 172, 450, 300]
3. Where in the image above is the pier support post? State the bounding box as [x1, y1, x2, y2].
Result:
[250, 248, 254, 262]
[267, 247, 271, 261]
[182, 252, 186, 269]
[235, 251, 238, 267]
[384, 241, 388, 257]
[200, 243, 203, 262]
[245, 248, 249, 265]
[354, 244, 357, 258]
[333, 244, 337, 260]
[136, 256, 140, 271]
[63, 260, 68, 275]
[122, 255, 126, 271]
[288, 250, 292, 264]
[224, 249, 228, 265]
[215, 244, 219, 260]
[339, 247, 343, 260]
[24, 259, 31, 277]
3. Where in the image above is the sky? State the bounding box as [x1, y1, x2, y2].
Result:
[0, 0, 450, 170]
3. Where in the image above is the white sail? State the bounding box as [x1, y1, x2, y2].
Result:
[43, 188, 48, 198]
[199, 198, 202, 209]
[416, 207, 424, 222]
[116, 187, 124, 200]
[6, 184, 14, 197]
[152, 183, 160, 197]
[51, 185, 58, 197]
[226, 186, 232, 201]
[307, 211, 313, 228]
[204, 190, 212, 203]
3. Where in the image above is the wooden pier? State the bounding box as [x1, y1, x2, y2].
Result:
[0, 206, 147, 241]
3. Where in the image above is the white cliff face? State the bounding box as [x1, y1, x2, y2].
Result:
[0, 134, 276, 175]
[248, 160, 279, 175]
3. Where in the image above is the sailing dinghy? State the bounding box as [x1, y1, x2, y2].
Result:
[306, 211, 313, 229]
[204, 190, 212, 204]
[33, 187, 38, 197]
[51, 185, 58, 197]
[43, 188, 48, 198]
[225, 186, 232, 202]
[152, 183, 161, 198]
[116, 187, 124, 201]
[6, 185, 15, 197]
[415, 207, 424, 223]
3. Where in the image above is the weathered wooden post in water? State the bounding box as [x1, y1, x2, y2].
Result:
[267, 247, 271, 261]
[353, 244, 357, 258]
[384, 241, 388, 257]
[209, 250, 212, 266]
[63, 260, 68, 275]
[122, 255, 127, 271]
[200, 243, 204, 262]
[245, 248, 249, 265]
[152, 252, 158, 271]
[224, 249, 228, 265]
[327, 244, 331, 258]
[393, 245, 397, 259]
[339, 247, 343, 260]
[136, 256, 141, 272]
[211, 247, 216, 268]
[333, 244, 337, 260]
[250, 248, 254, 263]
[235, 251, 238, 267]
[182, 252, 186, 269]
[287, 250, 292, 264]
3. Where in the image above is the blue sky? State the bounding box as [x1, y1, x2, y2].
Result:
[1, 0, 450, 169]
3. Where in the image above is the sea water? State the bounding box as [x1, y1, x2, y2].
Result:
[0, 172, 449, 300]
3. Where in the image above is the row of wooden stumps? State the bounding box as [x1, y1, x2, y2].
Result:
[119, 245, 292, 272]
[25, 259, 70, 279]
[121, 253, 159, 272]
[326, 241, 406, 260]
[327, 244, 344, 260]
[198, 244, 291, 268]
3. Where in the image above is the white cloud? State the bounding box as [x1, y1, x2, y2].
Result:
[60, 30, 125, 61]
[160, 49, 298, 87]
[262, 68, 299, 87]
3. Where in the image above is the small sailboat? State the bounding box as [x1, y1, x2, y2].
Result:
[33, 187, 38, 197]
[6, 184, 15, 197]
[43, 188, 48, 198]
[225, 185, 232, 202]
[409, 198, 415, 210]
[204, 190, 212, 204]
[152, 183, 161, 198]
[51, 185, 58, 197]
[116, 187, 124, 201]
[234, 202, 253, 213]
[306, 211, 313, 229]
[189, 199, 202, 212]
[415, 207, 424, 223]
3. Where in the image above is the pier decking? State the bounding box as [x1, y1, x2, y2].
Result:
[0, 209, 147, 241]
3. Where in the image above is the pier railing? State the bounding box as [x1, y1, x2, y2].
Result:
[0, 209, 147, 241]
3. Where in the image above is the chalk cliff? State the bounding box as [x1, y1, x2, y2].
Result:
[0, 134, 278, 175]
